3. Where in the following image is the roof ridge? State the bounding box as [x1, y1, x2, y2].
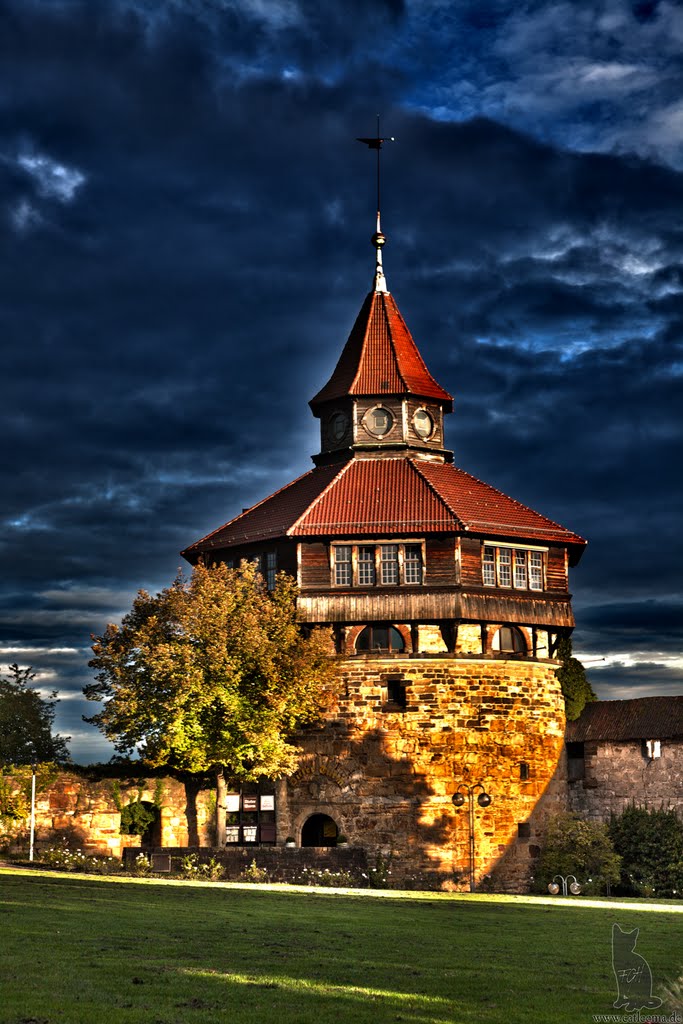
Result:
[385, 293, 452, 399]
[347, 292, 375, 397]
[180, 467, 317, 555]
[411, 458, 465, 529]
[443, 461, 586, 541]
[287, 459, 352, 535]
[382, 292, 409, 394]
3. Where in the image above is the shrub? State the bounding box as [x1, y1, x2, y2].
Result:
[242, 859, 269, 884]
[609, 806, 683, 898]
[536, 812, 621, 896]
[39, 844, 123, 875]
[180, 853, 224, 881]
[132, 852, 151, 876]
[294, 866, 356, 888]
[120, 801, 156, 837]
[367, 852, 392, 889]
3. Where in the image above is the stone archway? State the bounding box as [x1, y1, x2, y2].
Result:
[300, 812, 339, 847]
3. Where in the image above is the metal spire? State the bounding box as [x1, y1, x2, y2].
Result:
[356, 116, 394, 293]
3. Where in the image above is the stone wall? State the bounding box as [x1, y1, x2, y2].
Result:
[568, 738, 683, 820]
[0, 771, 215, 858]
[278, 653, 568, 892]
[1, 653, 573, 893]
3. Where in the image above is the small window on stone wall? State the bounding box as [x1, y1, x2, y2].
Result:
[519, 762, 530, 780]
[518, 822, 531, 839]
[566, 741, 585, 781]
[385, 678, 407, 711]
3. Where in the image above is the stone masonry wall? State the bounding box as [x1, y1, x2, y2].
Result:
[0, 772, 215, 858]
[568, 738, 683, 820]
[279, 654, 568, 892]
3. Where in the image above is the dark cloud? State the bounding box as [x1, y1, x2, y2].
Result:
[0, 0, 681, 760]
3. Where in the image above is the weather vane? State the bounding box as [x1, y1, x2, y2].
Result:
[356, 116, 395, 293]
[356, 115, 395, 221]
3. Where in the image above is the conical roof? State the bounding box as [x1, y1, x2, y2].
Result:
[310, 290, 453, 410]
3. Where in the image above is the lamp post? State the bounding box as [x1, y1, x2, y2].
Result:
[452, 782, 493, 893]
[29, 763, 36, 863]
[548, 874, 581, 896]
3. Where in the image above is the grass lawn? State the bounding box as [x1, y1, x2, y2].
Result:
[1, 869, 681, 1024]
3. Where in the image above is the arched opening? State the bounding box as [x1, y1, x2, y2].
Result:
[120, 800, 161, 848]
[492, 625, 527, 655]
[355, 624, 405, 654]
[300, 813, 339, 847]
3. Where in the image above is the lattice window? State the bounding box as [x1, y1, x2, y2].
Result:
[404, 545, 423, 585]
[513, 549, 527, 589]
[529, 551, 543, 591]
[498, 548, 512, 587]
[483, 546, 496, 586]
[358, 546, 376, 585]
[380, 544, 399, 585]
[335, 546, 352, 586]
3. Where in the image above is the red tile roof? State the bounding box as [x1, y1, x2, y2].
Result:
[310, 291, 453, 409]
[182, 456, 586, 555]
[415, 462, 586, 545]
[566, 697, 683, 742]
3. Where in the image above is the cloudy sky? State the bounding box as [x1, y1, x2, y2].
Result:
[1, 0, 681, 762]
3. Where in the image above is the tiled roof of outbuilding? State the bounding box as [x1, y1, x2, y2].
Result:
[566, 697, 683, 742]
[182, 456, 586, 555]
[310, 291, 453, 408]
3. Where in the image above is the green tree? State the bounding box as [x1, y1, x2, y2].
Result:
[556, 636, 597, 721]
[0, 664, 71, 766]
[609, 805, 683, 898]
[536, 812, 621, 896]
[85, 561, 339, 844]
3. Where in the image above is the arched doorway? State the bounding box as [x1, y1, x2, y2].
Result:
[301, 813, 339, 847]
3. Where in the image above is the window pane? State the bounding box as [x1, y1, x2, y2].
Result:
[493, 626, 526, 654]
[358, 546, 376, 585]
[335, 546, 352, 586]
[389, 627, 405, 652]
[529, 551, 543, 591]
[498, 549, 512, 587]
[404, 545, 422, 584]
[483, 547, 496, 586]
[355, 625, 405, 653]
[380, 544, 399, 584]
[513, 550, 527, 589]
[266, 551, 277, 590]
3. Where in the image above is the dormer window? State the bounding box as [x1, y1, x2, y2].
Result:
[482, 544, 546, 591]
[332, 542, 424, 587]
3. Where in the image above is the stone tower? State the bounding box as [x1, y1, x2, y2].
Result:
[182, 192, 586, 891]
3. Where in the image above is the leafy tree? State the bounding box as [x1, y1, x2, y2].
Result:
[609, 805, 683, 899]
[85, 561, 339, 844]
[535, 812, 621, 896]
[0, 664, 71, 766]
[556, 636, 597, 721]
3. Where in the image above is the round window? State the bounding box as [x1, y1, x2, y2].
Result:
[365, 406, 393, 437]
[413, 409, 434, 439]
[329, 411, 349, 442]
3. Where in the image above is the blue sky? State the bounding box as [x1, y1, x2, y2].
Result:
[1, 0, 681, 761]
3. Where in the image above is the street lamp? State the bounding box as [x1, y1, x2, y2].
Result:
[452, 782, 493, 892]
[548, 874, 581, 896]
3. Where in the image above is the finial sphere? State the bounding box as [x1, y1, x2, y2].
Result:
[372, 230, 386, 248]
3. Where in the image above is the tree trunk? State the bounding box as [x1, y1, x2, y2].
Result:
[184, 778, 201, 847]
[215, 767, 227, 848]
